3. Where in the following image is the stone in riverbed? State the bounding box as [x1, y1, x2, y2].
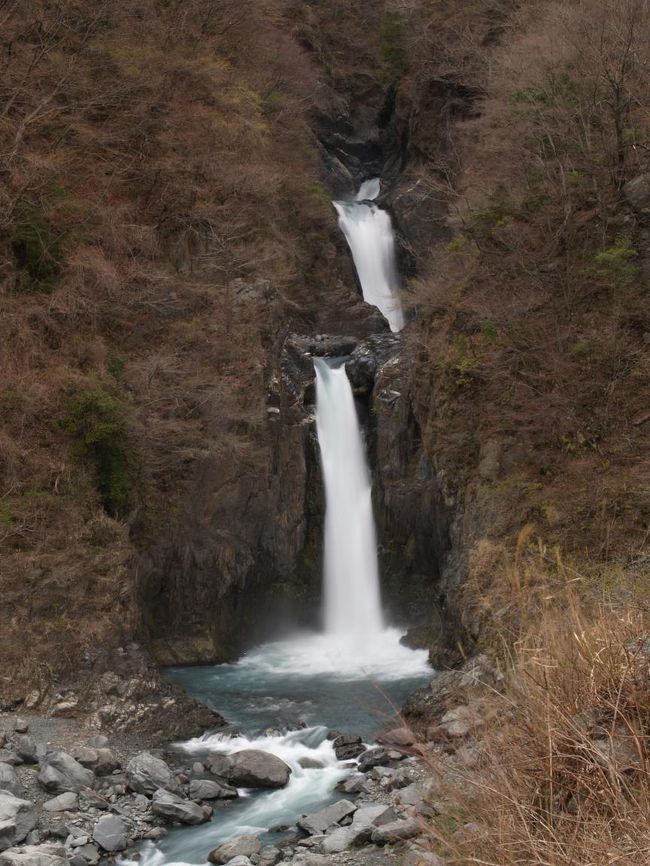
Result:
[371, 817, 422, 844]
[71, 844, 99, 866]
[335, 774, 365, 795]
[0, 791, 38, 851]
[204, 753, 233, 779]
[0, 844, 66, 866]
[357, 747, 389, 772]
[331, 735, 364, 761]
[322, 804, 397, 853]
[0, 764, 24, 798]
[43, 792, 78, 813]
[227, 750, 291, 789]
[37, 751, 95, 794]
[297, 757, 324, 770]
[14, 738, 44, 765]
[189, 779, 238, 801]
[151, 790, 210, 825]
[0, 752, 21, 767]
[92, 814, 127, 852]
[125, 752, 180, 795]
[71, 746, 119, 776]
[297, 799, 356, 835]
[207, 834, 261, 864]
[257, 846, 281, 866]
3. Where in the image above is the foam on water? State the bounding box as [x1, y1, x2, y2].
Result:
[233, 628, 430, 682]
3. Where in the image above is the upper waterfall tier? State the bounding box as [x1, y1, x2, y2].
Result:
[333, 179, 405, 333]
[314, 357, 383, 638]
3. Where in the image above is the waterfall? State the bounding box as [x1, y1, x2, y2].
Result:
[313, 357, 383, 638]
[333, 179, 405, 333]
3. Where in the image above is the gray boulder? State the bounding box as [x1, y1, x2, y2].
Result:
[189, 779, 237, 801]
[0, 791, 38, 852]
[42, 793, 78, 813]
[204, 754, 232, 779]
[71, 747, 118, 776]
[227, 750, 291, 789]
[207, 834, 261, 864]
[0, 767, 23, 799]
[297, 799, 356, 835]
[92, 815, 127, 852]
[371, 817, 422, 844]
[151, 790, 210, 825]
[322, 804, 397, 853]
[37, 752, 94, 794]
[72, 845, 98, 866]
[125, 752, 180, 795]
[0, 844, 66, 866]
[258, 846, 281, 866]
[14, 739, 44, 765]
[357, 747, 389, 772]
[0, 754, 20, 768]
[221, 859, 251, 866]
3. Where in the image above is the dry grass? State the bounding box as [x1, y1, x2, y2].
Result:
[417, 543, 650, 866]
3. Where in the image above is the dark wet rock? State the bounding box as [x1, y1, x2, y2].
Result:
[125, 752, 180, 796]
[297, 799, 356, 835]
[188, 779, 238, 801]
[151, 790, 210, 825]
[357, 747, 389, 772]
[0, 764, 24, 798]
[0, 791, 38, 851]
[227, 750, 291, 789]
[207, 834, 261, 864]
[332, 735, 364, 761]
[0, 844, 66, 866]
[37, 752, 95, 794]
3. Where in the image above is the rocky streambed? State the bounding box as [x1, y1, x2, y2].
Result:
[0, 654, 505, 866]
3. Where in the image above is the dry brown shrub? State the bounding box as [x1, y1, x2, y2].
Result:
[422, 560, 650, 866]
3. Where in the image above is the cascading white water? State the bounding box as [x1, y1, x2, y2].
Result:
[314, 357, 383, 638]
[334, 179, 405, 332]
